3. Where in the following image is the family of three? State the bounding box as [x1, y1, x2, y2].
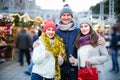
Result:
[31, 4, 109, 80]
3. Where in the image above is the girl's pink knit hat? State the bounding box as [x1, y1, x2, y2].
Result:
[43, 19, 56, 32]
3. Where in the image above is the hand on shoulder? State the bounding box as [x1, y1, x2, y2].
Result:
[33, 39, 40, 48]
[97, 36, 105, 45]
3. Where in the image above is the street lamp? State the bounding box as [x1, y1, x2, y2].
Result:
[109, 0, 114, 26]
[108, 0, 114, 39]
[100, 0, 104, 30]
[99, 0, 105, 36]
[63, 0, 65, 2]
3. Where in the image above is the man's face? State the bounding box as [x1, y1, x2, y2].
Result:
[60, 13, 72, 24]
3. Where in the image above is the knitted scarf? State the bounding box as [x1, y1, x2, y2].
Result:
[79, 35, 91, 47]
[57, 21, 76, 31]
[41, 33, 66, 80]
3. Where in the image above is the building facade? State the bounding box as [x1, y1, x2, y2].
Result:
[0, 0, 92, 24]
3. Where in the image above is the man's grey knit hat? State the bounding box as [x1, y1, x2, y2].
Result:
[60, 4, 73, 18]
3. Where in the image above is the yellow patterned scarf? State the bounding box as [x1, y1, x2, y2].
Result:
[41, 33, 66, 80]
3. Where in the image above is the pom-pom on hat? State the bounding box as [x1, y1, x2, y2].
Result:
[79, 18, 92, 27]
[60, 4, 73, 18]
[43, 19, 56, 32]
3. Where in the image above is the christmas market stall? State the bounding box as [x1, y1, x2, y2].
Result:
[0, 13, 44, 61]
[11, 13, 44, 38]
[0, 14, 14, 61]
[11, 13, 44, 59]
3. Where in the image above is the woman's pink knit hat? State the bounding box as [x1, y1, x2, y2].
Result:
[43, 19, 56, 32]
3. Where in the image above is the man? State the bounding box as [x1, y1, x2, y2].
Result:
[16, 28, 32, 66]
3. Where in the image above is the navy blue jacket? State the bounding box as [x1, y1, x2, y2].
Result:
[56, 27, 80, 66]
[110, 32, 119, 50]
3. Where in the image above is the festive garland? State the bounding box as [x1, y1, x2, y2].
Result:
[12, 13, 44, 27]
[41, 33, 66, 59]
[0, 13, 44, 27]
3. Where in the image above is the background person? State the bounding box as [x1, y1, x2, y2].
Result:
[109, 27, 119, 73]
[16, 28, 32, 66]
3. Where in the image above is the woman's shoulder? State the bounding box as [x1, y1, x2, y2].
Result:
[96, 44, 106, 48]
[95, 44, 107, 51]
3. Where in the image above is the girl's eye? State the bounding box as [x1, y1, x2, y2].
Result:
[52, 29, 55, 31]
[47, 29, 51, 31]
[47, 28, 55, 31]
[80, 26, 83, 28]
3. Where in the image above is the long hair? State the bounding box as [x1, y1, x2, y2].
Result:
[75, 26, 98, 49]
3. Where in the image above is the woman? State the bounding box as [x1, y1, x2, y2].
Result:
[69, 18, 109, 80]
[31, 19, 66, 80]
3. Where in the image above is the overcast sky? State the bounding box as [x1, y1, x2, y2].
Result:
[35, 0, 101, 13]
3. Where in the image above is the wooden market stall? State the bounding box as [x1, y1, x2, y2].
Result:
[0, 13, 44, 61]
[0, 14, 14, 61]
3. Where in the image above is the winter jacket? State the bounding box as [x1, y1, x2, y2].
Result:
[16, 30, 32, 49]
[32, 37, 55, 78]
[56, 27, 79, 66]
[74, 44, 109, 80]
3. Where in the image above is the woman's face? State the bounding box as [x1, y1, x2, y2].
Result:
[80, 23, 90, 35]
[45, 28, 55, 39]
[60, 13, 72, 24]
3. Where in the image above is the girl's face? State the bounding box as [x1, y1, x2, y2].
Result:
[45, 28, 55, 39]
[80, 23, 90, 35]
[60, 13, 72, 24]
